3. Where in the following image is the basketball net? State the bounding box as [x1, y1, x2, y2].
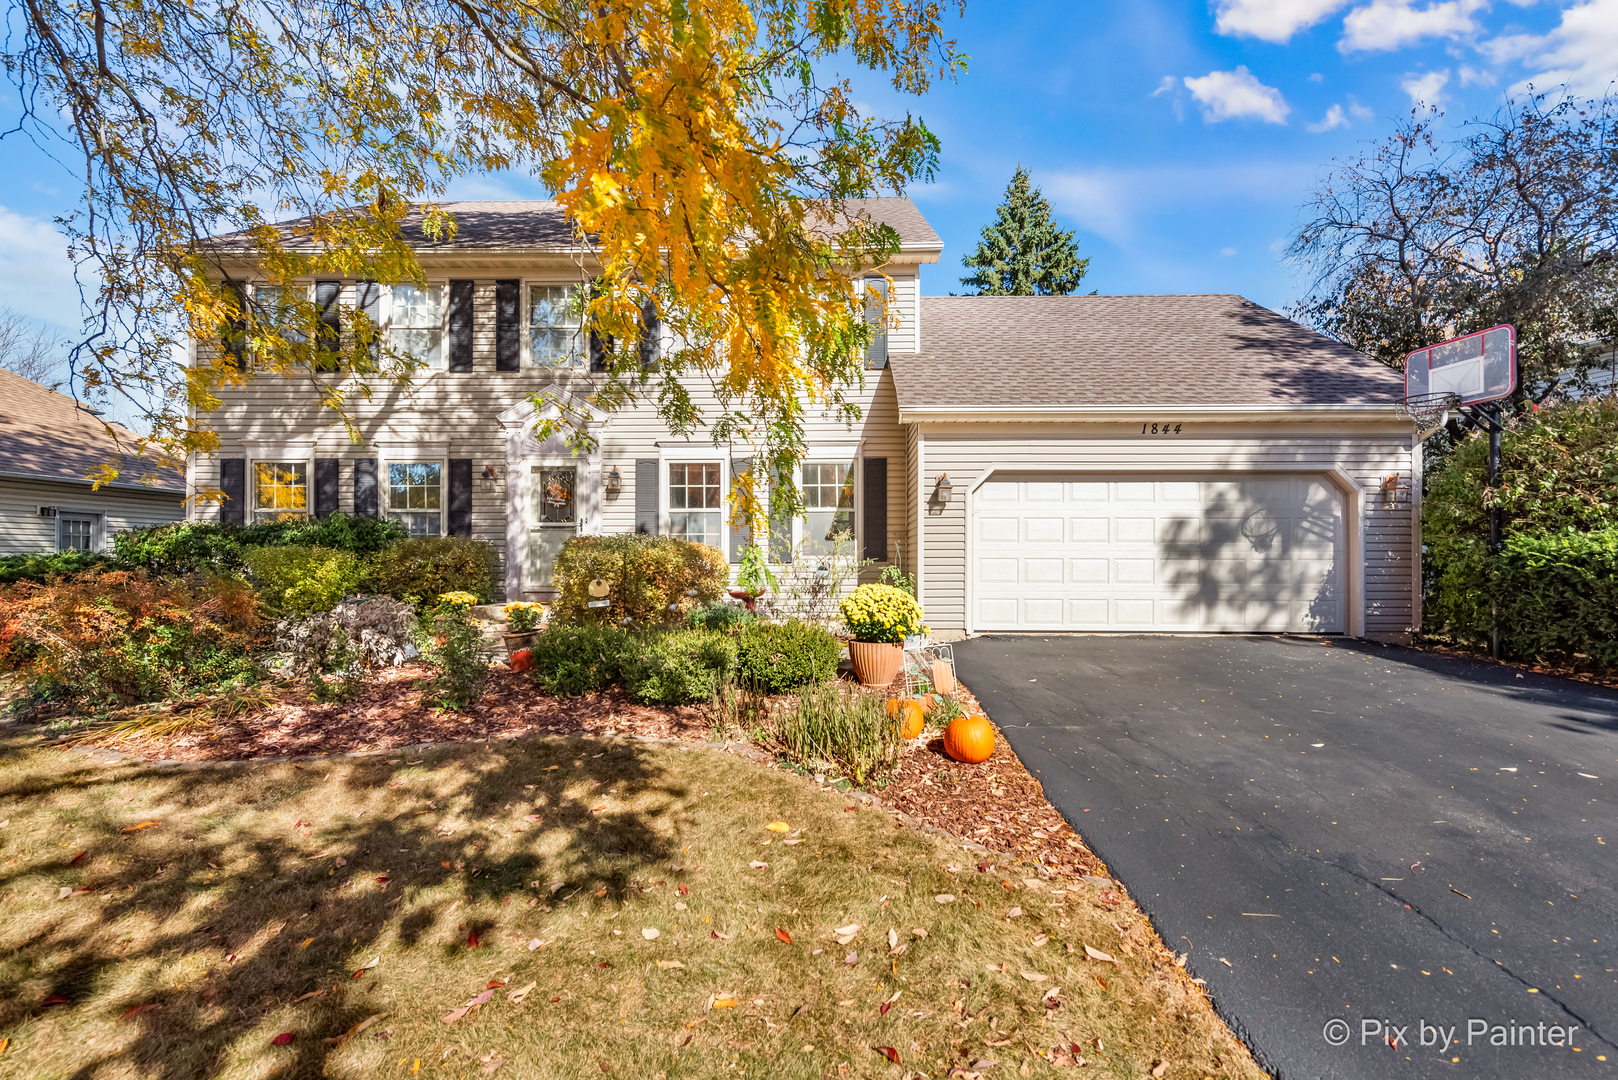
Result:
[1396, 391, 1461, 427]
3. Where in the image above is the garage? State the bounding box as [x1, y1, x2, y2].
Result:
[970, 473, 1345, 632]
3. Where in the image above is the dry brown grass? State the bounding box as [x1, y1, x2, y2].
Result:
[0, 731, 1263, 1080]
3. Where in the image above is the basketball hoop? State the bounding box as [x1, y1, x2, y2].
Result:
[1396, 391, 1461, 427]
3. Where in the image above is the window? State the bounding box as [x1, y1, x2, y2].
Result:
[253, 461, 309, 522]
[254, 284, 306, 365]
[530, 284, 583, 367]
[391, 284, 444, 368]
[668, 463, 723, 547]
[387, 462, 443, 537]
[801, 460, 855, 557]
[58, 515, 94, 553]
[534, 466, 577, 524]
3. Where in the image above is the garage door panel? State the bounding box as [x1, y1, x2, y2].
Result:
[972, 472, 1345, 633]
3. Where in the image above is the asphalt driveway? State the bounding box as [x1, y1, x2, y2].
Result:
[953, 635, 1616, 1080]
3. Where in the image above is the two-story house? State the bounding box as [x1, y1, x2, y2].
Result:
[188, 198, 1421, 642]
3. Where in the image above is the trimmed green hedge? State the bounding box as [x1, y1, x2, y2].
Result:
[113, 516, 407, 576]
[0, 551, 111, 585]
[623, 628, 737, 705]
[735, 620, 840, 693]
[1449, 529, 1618, 669]
[367, 536, 499, 604]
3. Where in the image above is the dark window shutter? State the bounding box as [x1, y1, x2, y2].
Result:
[862, 457, 887, 562]
[314, 281, 341, 369]
[639, 297, 661, 369]
[219, 458, 245, 525]
[355, 280, 381, 365]
[448, 458, 473, 536]
[728, 457, 753, 563]
[863, 277, 888, 370]
[354, 459, 378, 518]
[495, 279, 520, 371]
[314, 458, 340, 519]
[590, 327, 612, 373]
[447, 280, 474, 372]
[222, 281, 247, 371]
[634, 458, 659, 534]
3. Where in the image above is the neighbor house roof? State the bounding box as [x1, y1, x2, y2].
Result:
[210, 197, 943, 254]
[890, 294, 1404, 413]
[0, 369, 185, 492]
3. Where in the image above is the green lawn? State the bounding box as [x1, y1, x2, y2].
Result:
[0, 731, 1263, 1079]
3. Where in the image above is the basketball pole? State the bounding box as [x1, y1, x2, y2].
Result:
[1486, 402, 1503, 660]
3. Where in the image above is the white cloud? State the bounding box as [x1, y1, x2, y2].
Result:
[1220, 246, 1240, 256]
[1349, 97, 1376, 120]
[1212, 0, 1351, 43]
[0, 206, 80, 332]
[1485, 0, 1618, 96]
[1150, 75, 1178, 97]
[1458, 63, 1497, 87]
[1182, 67, 1292, 124]
[1307, 104, 1352, 131]
[1339, 0, 1486, 53]
[1308, 72, 1327, 82]
[1400, 68, 1451, 104]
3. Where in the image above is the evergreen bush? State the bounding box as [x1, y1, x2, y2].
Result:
[0, 551, 111, 585]
[734, 619, 840, 693]
[367, 536, 499, 604]
[526, 624, 635, 696]
[622, 628, 737, 705]
[243, 545, 363, 616]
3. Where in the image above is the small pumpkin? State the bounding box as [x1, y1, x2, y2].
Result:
[943, 713, 995, 764]
[887, 698, 926, 740]
[509, 648, 535, 673]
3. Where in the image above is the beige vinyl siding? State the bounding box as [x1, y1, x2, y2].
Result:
[885, 269, 919, 354]
[914, 423, 1418, 641]
[904, 421, 921, 586]
[0, 477, 184, 555]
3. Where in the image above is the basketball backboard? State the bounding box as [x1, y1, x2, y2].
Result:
[1404, 325, 1516, 408]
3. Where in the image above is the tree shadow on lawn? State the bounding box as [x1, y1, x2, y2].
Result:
[0, 733, 691, 1080]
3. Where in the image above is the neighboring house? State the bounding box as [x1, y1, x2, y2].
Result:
[188, 199, 1421, 642]
[0, 369, 186, 554]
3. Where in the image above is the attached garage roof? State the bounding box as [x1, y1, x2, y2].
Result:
[890, 294, 1403, 412]
[0, 370, 184, 492]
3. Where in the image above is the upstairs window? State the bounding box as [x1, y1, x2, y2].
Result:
[668, 462, 723, 547]
[253, 462, 308, 522]
[390, 284, 444, 369]
[530, 284, 584, 367]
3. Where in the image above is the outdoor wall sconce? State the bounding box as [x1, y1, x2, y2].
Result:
[604, 465, 623, 495]
[932, 473, 953, 504]
[480, 466, 501, 493]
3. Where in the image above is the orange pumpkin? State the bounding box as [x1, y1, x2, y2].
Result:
[943, 713, 995, 763]
[898, 700, 926, 740]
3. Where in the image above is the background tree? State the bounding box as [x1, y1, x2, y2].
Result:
[5, 0, 964, 514]
[959, 167, 1089, 295]
[0, 308, 65, 389]
[1288, 94, 1618, 403]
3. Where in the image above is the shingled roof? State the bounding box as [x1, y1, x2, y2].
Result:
[0, 370, 184, 492]
[890, 294, 1404, 411]
[210, 197, 942, 253]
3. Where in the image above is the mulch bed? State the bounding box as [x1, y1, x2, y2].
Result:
[1413, 641, 1618, 692]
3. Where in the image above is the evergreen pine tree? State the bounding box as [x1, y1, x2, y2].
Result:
[959, 167, 1089, 295]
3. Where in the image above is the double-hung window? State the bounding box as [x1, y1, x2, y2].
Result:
[801, 460, 856, 557]
[530, 284, 583, 367]
[390, 284, 444, 369]
[58, 515, 95, 553]
[387, 462, 443, 537]
[253, 462, 309, 522]
[253, 284, 306, 366]
[668, 463, 723, 547]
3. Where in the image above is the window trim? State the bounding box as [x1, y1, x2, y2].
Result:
[378, 444, 449, 538]
[385, 279, 449, 372]
[56, 512, 100, 554]
[247, 455, 315, 524]
[661, 456, 727, 553]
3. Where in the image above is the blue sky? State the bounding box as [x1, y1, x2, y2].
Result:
[1, 0, 1614, 338]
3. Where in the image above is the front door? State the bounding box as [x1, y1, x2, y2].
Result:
[528, 465, 578, 590]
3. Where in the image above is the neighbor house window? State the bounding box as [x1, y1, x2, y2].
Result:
[530, 284, 583, 366]
[253, 462, 308, 522]
[668, 462, 723, 547]
[390, 284, 444, 368]
[801, 460, 855, 557]
[387, 462, 443, 537]
[58, 515, 94, 553]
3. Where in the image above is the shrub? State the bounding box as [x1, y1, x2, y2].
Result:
[114, 515, 407, 576]
[763, 681, 901, 788]
[0, 551, 111, 585]
[839, 583, 925, 644]
[623, 628, 737, 705]
[735, 619, 840, 693]
[549, 534, 727, 628]
[527, 624, 634, 696]
[368, 537, 498, 604]
[1489, 528, 1618, 669]
[688, 600, 752, 632]
[425, 604, 492, 709]
[0, 570, 263, 704]
[243, 545, 364, 616]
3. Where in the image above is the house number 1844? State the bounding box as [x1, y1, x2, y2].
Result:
[1141, 422, 1183, 435]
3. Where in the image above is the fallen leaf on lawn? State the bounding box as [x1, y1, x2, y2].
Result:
[57, 887, 73, 900]
[972, 1059, 998, 1069]
[1020, 971, 1048, 982]
[1084, 946, 1118, 964]
[1032, 935, 1050, 947]
[0, 1037, 7, 1055]
[486, 980, 506, 989]
[508, 982, 536, 1004]
[293, 990, 326, 1003]
[887, 928, 899, 950]
[766, 821, 789, 833]
[748, 861, 768, 870]
[466, 931, 480, 949]
[334, 857, 347, 868]
[1095, 976, 1108, 989]
[441, 989, 495, 1024]
[270, 1032, 295, 1046]
[1150, 1061, 1168, 1078]
[782, 837, 803, 846]
[589, 804, 606, 813]
[711, 998, 739, 1010]
[678, 883, 689, 895]
[375, 876, 390, 886]
[912, 928, 929, 939]
[844, 951, 858, 965]
[523, 815, 542, 823]
[1042, 986, 1062, 1003]
[121, 1003, 161, 1021]
[873, 1046, 901, 1064]
[642, 928, 660, 940]
[776, 928, 792, 944]
[299, 937, 315, 950]
[1021, 878, 1045, 890]
[122, 821, 160, 833]
[41, 995, 69, 1007]
[324, 1013, 386, 1046]
[656, 960, 685, 970]
[831, 923, 861, 945]
[1005, 907, 1023, 919]
[67, 851, 87, 867]
[935, 894, 956, 904]
[711, 931, 732, 940]
[351, 956, 380, 979]
[527, 939, 543, 951]
[482, 1053, 507, 1075]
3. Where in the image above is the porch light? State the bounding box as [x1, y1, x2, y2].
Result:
[480, 466, 499, 493]
[605, 465, 623, 494]
[933, 473, 953, 503]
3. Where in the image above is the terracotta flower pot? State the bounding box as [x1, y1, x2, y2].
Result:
[509, 648, 535, 673]
[501, 631, 539, 658]
[849, 640, 903, 688]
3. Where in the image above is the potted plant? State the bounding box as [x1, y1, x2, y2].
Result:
[839, 583, 926, 688]
[728, 543, 777, 613]
[500, 601, 545, 657]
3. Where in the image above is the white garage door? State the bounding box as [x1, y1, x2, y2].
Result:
[972, 475, 1344, 633]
